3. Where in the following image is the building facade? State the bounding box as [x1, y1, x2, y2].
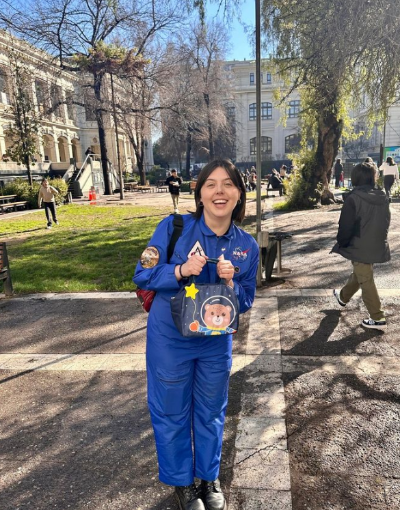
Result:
[0, 32, 153, 190]
[226, 60, 301, 165]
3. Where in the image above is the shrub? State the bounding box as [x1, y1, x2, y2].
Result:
[1, 177, 69, 208]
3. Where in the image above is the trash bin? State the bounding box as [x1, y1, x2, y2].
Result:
[262, 232, 293, 280]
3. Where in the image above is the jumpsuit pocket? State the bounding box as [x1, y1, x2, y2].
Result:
[156, 367, 192, 416]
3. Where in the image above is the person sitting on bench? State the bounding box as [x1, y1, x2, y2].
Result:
[270, 170, 284, 196]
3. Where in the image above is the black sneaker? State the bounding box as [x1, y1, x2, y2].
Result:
[200, 479, 226, 510]
[361, 318, 387, 331]
[333, 289, 346, 307]
[175, 484, 205, 510]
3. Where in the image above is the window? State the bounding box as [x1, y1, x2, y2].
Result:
[0, 69, 10, 104]
[249, 102, 272, 120]
[250, 73, 255, 85]
[250, 136, 272, 155]
[65, 91, 76, 123]
[266, 73, 272, 83]
[51, 84, 64, 119]
[288, 100, 300, 118]
[285, 134, 301, 153]
[84, 90, 97, 122]
[35, 79, 49, 117]
[249, 103, 256, 121]
[261, 102, 272, 120]
[226, 105, 235, 118]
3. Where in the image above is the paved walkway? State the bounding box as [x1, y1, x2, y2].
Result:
[1, 196, 400, 509]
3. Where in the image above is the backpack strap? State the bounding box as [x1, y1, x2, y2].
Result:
[167, 214, 184, 261]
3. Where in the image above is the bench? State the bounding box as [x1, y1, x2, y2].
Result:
[0, 201, 29, 213]
[136, 186, 152, 193]
[156, 180, 168, 192]
[0, 242, 13, 296]
[124, 182, 138, 191]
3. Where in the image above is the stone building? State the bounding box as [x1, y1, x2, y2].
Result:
[0, 31, 153, 192]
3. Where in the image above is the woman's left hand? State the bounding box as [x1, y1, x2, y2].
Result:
[217, 255, 234, 288]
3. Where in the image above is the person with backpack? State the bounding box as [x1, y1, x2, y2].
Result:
[134, 159, 258, 510]
[332, 161, 390, 331]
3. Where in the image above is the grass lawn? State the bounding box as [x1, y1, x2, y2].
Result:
[0, 204, 167, 294]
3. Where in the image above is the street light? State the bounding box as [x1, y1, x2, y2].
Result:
[255, 0, 263, 286]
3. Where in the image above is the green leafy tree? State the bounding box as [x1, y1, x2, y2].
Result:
[5, 52, 40, 186]
[260, 0, 400, 207]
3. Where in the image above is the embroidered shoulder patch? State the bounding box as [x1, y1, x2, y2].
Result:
[140, 246, 160, 268]
[187, 241, 205, 258]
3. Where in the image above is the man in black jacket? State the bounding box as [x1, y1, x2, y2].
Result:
[334, 158, 343, 188]
[165, 169, 182, 213]
[332, 162, 390, 331]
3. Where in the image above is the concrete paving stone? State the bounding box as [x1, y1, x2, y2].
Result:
[236, 417, 287, 449]
[242, 367, 284, 394]
[283, 355, 400, 376]
[229, 488, 292, 510]
[244, 354, 282, 372]
[240, 391, 286, 418]
[231, 354, 247, 374]
[232, 447, 290, 490]
[0, 298, 150, 355]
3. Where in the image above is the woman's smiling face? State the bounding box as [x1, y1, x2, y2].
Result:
[200, 166, 241, 223]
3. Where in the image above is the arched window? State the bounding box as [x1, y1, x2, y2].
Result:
[249, 103, 256, 121]
[285, 134, 301, 153]
[250, 136, 272, 155]
[288, 100, 300, 118]
[249, 102, 272, 121]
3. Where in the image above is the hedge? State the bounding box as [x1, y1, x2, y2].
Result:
[0, 178, 69, 208]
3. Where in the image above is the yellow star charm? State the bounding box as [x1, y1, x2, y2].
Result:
[185, 283, 199, 299]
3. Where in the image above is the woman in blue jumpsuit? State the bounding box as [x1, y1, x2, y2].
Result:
[134, 159, 258, 510]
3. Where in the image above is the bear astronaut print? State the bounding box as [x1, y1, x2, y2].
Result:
[170, 280, 240, 338]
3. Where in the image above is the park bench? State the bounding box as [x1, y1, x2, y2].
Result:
[124, 182, 138, 191]
[0, 242, 13, 296]
[136, 185, 152, 193]
[156, 180, 168, 192]
[0, 200, 29, 213]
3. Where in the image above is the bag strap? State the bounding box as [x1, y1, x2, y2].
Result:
[167, 214, 184, 261]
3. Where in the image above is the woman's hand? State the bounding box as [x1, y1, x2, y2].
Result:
[217, 255, 234, 288]
[178, 255, 207, 279]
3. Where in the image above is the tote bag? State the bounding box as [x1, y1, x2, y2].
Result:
[170, 277, 239, 337]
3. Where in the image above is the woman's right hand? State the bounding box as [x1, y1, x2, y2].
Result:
[180, 255, 207, 278]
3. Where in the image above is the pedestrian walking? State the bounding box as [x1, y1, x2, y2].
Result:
[279, 164, 287, 179]
[165, 169, 182, 213]
[38, 178, 59, 229]
[334, 158, 344, 188]
[379, 156, 399, 200]
[133, 159, 259, 510]
[332, 161, 390, 331]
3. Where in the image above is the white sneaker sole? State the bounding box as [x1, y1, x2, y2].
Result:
[361, 322, 387, 331]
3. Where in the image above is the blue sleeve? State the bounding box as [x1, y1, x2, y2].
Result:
[133, 216, 180, 291]
[233, 235, 259, 314]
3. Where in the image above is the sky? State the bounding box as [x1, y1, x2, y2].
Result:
[206, 0, 255, 61]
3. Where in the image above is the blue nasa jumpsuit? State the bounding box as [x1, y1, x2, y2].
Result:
[133, 213, 258, 486]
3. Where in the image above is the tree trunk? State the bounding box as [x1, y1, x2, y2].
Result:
[312, 111, 343, 204]
[203, 93, 214, 160]
[93, 72, 112, 195]
[185, 129, 192, 179]
[25, 155, 33, 186]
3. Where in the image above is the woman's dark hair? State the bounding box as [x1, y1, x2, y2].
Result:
[41, 178, 48, 184]
[386, 156, 395, 166]
[193, 159, 246, 223]
[351, 162, 376, 187]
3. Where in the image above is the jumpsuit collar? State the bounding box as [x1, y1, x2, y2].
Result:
[199, 213, 235, 239]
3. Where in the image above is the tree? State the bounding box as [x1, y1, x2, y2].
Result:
[5, 49, 40, 186]
[0, 0, 187, 194]
[260, 0, 400, 207]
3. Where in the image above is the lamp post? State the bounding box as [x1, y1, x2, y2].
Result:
[255, 0, 263, 286]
